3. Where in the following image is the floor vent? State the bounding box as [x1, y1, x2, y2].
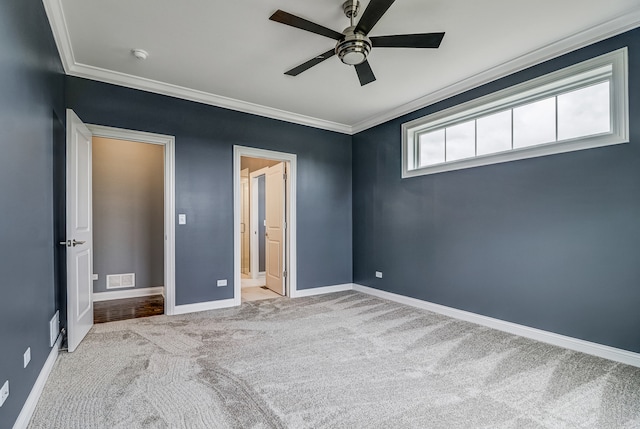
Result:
[106, 273, 136, 289]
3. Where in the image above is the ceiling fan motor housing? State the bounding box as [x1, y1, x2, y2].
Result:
[336, 26, 372, 65]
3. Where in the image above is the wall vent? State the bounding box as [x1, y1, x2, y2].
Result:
[106, 273, 136, 289]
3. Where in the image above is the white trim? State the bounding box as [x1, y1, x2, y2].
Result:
[351, 8, 640, 134]
[92, 287, 164, 302]
[291, 283, 355, 298]
[41, 0, 74, 73]
[401, 48, 629, 178]
[42, 0, 640, 135]
[12, 336, 61, 429]
[234, 147, 297, 305]
[74, 64, 351, 135]
[249, 167, 270, 280]
[87, 125, 177, 316]
[172, 298, 236, 315]
[353, 284, 640, 368]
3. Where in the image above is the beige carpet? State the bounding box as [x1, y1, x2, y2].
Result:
[29, 291, 640, 428]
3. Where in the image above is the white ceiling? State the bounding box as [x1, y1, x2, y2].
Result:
[46, 0, 640, 133]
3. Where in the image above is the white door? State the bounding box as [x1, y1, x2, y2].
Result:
[65, 110, 94, 352]
[265, 162, 286, 295]
[240, 169, 250, 274]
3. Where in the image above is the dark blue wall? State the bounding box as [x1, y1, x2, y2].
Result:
[0, 0, 65, 426]
[65, 77, 353, 304]
[353, 28, 640, 353]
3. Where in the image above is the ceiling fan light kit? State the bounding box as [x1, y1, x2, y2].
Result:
[336, 27, 371, 65]
[269, 0, 445, 86]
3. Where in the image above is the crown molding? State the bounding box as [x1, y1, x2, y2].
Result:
[42, 0, 74, 73]
[351, 8, 640, 134]
[43, 0, 639, 136]
[67, 62, 352, 134]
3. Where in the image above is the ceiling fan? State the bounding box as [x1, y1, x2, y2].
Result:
[269, 0, 445, 86]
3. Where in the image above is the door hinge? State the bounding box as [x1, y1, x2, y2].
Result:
[283, 221, 287, 230]
[283, 173, 287, 181]
[283, 270, 287, 278]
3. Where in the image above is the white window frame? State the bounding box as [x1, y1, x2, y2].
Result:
[402, 47, 629, 178]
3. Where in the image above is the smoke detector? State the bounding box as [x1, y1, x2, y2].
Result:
[131, 49, 149, 60]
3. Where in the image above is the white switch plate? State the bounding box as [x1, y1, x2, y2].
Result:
[178, 214, 187, 225]
[92, 274, 98, 281]
[217, 279, 227, 287]
[375, 271, 383, 278]
[23, 347, 31, 368]
[0, 380, 8, 407]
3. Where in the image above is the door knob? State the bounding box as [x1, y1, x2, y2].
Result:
[59, 239, 86, 247]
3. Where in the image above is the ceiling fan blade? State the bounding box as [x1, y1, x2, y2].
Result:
[285, 49, 336, 76]
[270, 10, 343, 40]
[355, 0, 396, 36]
[371, 32, 445, 48]
[355, 60, 376, 86]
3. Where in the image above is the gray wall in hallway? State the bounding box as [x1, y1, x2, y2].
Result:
[0, 0, 65, 426]
[352, 28, 640, 353]
[65, 76, 353, 305]
[92, 138, 165, 293]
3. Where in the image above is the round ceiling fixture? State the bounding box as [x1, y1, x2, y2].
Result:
[335, 26, 371, 65]
[131, 49, 149, 60]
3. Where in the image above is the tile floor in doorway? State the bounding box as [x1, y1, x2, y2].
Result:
[241, 273, 280, 302]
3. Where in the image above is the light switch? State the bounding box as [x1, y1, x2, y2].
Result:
[178, 214, 187, 225]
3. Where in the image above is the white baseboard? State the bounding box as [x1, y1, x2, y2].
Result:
[292, 283, 355, 298]
[93, 286, 164, 302]
[13, 335, 61, 429]
[173, 298, 236, 315]
[353, 284, 640, 368]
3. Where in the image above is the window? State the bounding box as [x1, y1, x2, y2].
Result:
[402, 48, 629, 178]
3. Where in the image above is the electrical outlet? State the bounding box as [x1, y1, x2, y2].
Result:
[217, 279, 227, 287]
[375, 271, 383, 278]
[0, 380, 8, 407]
[23, 347, 31, 368]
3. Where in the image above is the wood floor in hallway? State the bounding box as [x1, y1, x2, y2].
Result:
[94, 295, 164, 324]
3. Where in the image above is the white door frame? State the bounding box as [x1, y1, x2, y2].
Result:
[249, 166, 269, 280]
[86, 124, 177, 315]
[233, 146, 297, 304]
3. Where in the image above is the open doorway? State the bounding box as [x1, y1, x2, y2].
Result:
[90, 136, 165, 322]
[85, 125, 175, 325]
[234, 147, 297, 304]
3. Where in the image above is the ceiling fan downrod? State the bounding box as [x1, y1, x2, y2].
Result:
[342, 0, 360, 26]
